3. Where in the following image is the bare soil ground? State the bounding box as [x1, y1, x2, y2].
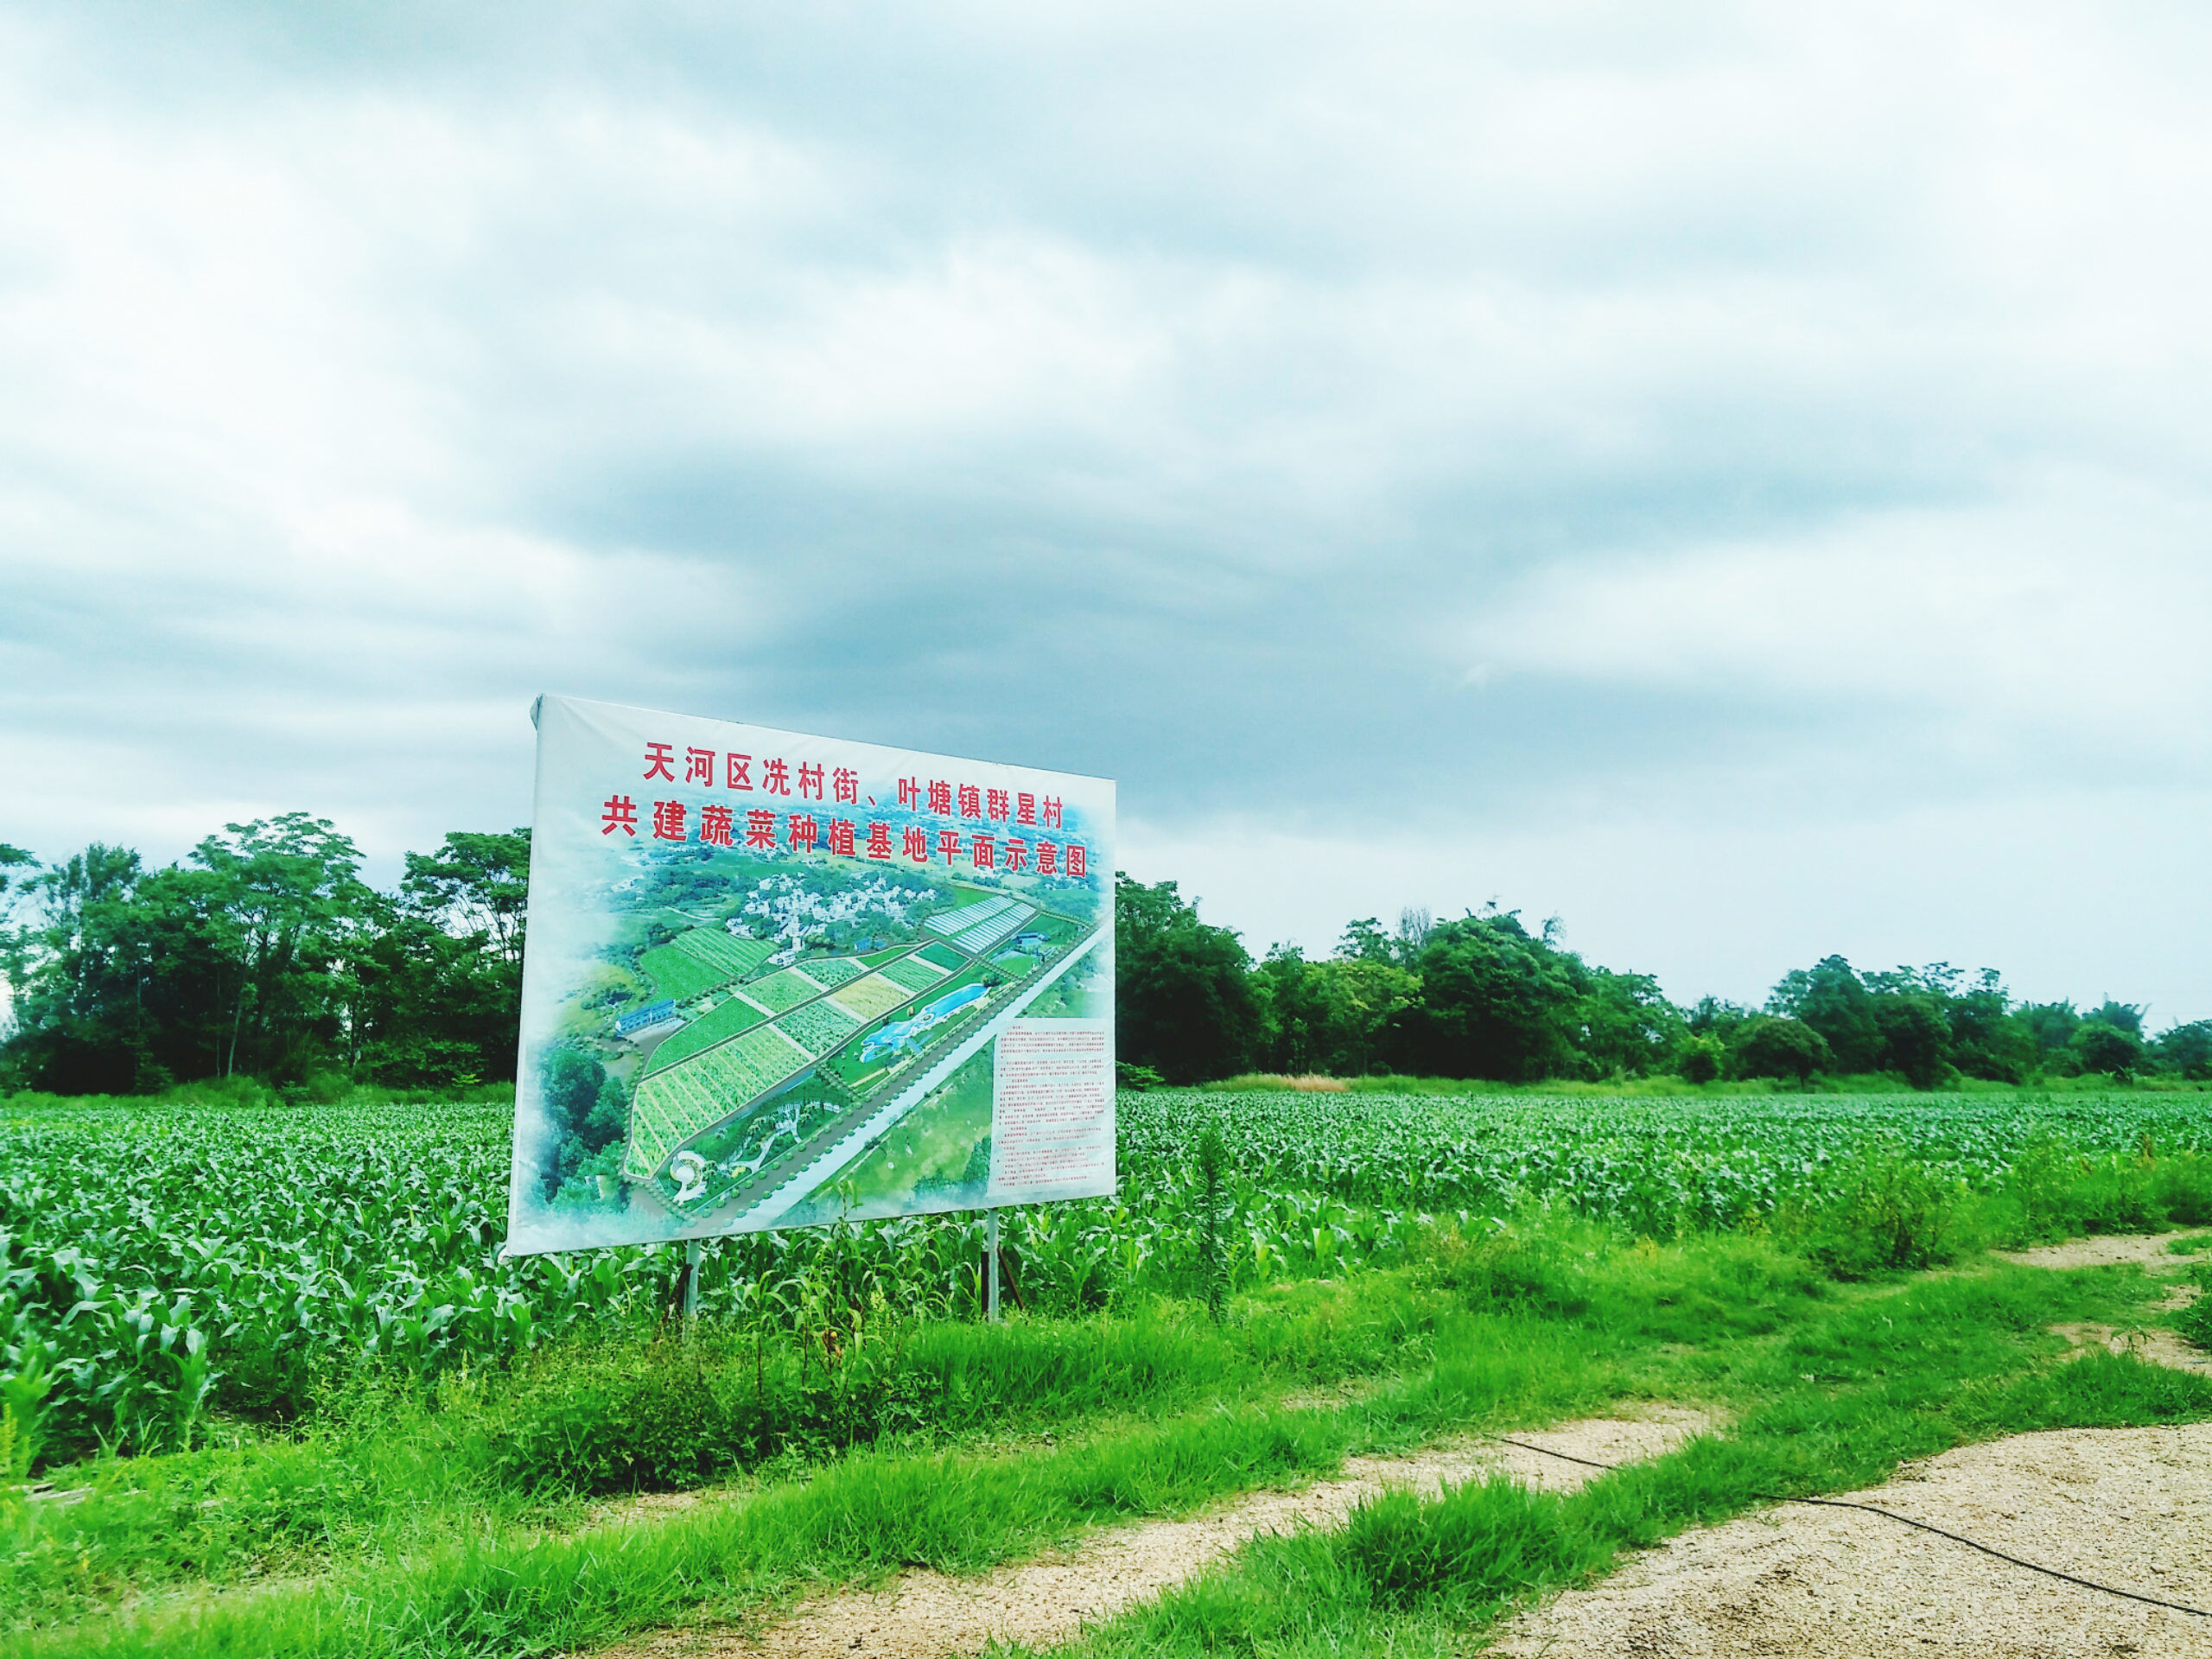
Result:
[1491, 1230, 2212, 1657]
[594, 1409, 1716, 1658]
[1486, 1423, 2212, 1657]
[1993, 1229, 2209, 1272]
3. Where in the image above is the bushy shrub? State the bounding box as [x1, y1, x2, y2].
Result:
[1787, 1152, 1957, 1277]
[2177, 1266, 2212, 1351]
[1677, 1039, 1722, 1085]
[1415, 1227, 1590, 1318]
[467, 1321, 938, 1494]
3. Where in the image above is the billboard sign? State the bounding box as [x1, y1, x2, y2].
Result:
[507, 696, 1115, 1255]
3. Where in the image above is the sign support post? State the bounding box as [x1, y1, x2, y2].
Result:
[986, 1210, 1001, 1322]
[505, 696, 1115, 1265]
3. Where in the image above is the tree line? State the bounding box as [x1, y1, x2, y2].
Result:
[0, 817, 527, 1096]
[3, 819, 2204, 1095]
[1115, 875, 2211, 1089]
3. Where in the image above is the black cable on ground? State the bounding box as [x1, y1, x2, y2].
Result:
[1478, 1433, 2212, 1620]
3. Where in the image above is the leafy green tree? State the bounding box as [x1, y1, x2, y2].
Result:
[2086, 1000, 2146, 1039]
[1304, 956, 1421, 1075]
[400, 830, 531, 969]
[1114, 874, 1262, 1084]
[2018, 1001, 2081, 1064]
[1395, 910, 1586, 1082]
[1934, 969, 2033, 1083]
[2155, 1020, 2212, 1080]
[1250, 945, 1315, 1073]
[2, 817, 530, 1095]
[537, 1043, 628, 1198]
[8, 845, 157, 1092]
[1336, 917, 1394, 964]
[1575, 969, 1684, 1077]
[1677, 1035, 1724, 1084]
[349, 828, 532, 1084]
[2074, 1021, 2144, 1079]
[0, 843, 33, 969]
[340, 894, 523, 1085]
[1685, 996, 1754, 1041]
[1731, 1015, 1832, 1084]
[2019, 1001, 2081, 1051]
[1767, 957, 1882, 1071]
[190, 814, 372, 1080]
[1872, 993, 1950, 1090]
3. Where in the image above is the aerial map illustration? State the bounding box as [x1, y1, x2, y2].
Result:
[506, 696, 1116, 1254]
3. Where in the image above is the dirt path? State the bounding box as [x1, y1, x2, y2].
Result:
[1993, 1227, 2209, 1272]
[1488, 1230, 2212, 1656]
[594, 1408, 1716, 1658]
[1487, 1423, 2212, 1656]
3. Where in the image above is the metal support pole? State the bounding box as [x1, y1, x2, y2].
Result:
[683, 1238, 702, 1325]
[986, 1210, 1001, 1322]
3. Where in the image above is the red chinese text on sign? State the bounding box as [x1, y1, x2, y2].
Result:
[644, 741, 677, 782]
[652, 800, 689, 842]
[602, 794, 639, 836]
[700, 804, 734, 847]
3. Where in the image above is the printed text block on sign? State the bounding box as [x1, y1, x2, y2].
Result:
[988, 1020, 1114, 1203]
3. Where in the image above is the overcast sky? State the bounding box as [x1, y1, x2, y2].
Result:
[4, 3, 2209, 1021]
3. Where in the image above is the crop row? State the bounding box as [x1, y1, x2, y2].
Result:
[879, 957, 944, 994]
[644, 991, 767, 1075]
[777, 999, 861, 1057]
[0, 1087, 2198, 1471]
[1120, 1090, 2212, 1232]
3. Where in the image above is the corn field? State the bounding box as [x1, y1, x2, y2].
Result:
[0, 1086, 2201, 1468]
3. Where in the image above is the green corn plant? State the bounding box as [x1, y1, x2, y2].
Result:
[164, 1326, 218, 1452]
[1195, 1122, 1228, 1322]
[0, 1345, 54, 1477]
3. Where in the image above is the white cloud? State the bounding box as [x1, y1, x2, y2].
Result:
[2, 1, 2209, 1014]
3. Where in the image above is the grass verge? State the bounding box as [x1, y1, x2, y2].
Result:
[3, 1223, 2181, 1656]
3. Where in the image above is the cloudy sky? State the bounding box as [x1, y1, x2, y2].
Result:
[4, 3, 2208, 1021]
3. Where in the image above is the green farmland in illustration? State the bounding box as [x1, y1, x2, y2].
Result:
[636, 928, 775, 1002]
[617, 893, 1098, 1222]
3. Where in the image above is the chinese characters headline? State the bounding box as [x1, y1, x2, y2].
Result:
[598, 741, 1089, 879]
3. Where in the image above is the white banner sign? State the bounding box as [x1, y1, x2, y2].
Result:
[507, 694, 1116, 1255]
